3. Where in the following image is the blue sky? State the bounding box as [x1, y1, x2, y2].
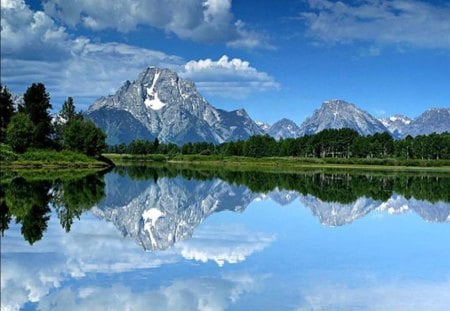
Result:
[1, 0, 450, 124]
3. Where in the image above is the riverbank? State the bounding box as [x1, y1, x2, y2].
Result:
[0, 147, 111, 169]
[104, 154, 450, 173]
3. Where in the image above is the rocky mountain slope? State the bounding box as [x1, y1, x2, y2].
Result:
[299, 99, 388, 136]
[402, 108, 450, 137]
[267, 118, 301, 140]
[379, 114, 412, 138]
[86, 67, 263, 145]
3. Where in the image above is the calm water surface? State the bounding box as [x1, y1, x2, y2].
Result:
[1, 167, 450, 310]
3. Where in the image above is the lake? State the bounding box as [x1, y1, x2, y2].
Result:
[2, 166, 450, 310]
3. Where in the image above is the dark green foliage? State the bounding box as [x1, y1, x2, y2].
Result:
[54, 97, 83, 145]
[52, 174, 105, 232]
[63, 119, 106, 156]
[5, 178, 52, 244]
[0, 187, 12, 236]
[106, 128, 450, 161]
[60, 97, 80, 122]
[1, 171, 106, 242]
[20, 83, 54, 148]
[119, 166, 450, 204]
[6, 113, 36, 153]
[0, 85, 15, 142]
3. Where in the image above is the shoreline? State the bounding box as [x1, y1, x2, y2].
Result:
[105, 154, 450, 173]
[3, 154, 450, 172]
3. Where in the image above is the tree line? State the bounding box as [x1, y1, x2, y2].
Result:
[108, 128, 450, 160]
[119, 166, 450, 204]
[0, 84, 106, 156]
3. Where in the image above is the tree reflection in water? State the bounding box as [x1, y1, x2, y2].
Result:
[1, 166, 449, 244]
[0, 171, 106, 243]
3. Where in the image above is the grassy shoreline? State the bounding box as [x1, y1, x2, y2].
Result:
[105, 153, 450, 173]
[0, 148, 111, 169]
[3, 150, 450, 172]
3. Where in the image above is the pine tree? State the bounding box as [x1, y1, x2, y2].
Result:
[60, 97, 78, 122]
[0, 85, 15, 142]
[21, 83, 54, 148]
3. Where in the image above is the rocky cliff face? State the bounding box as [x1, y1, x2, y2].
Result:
[379, 114, 412, 138]
[86, 67, 263, 145]
[267, 118, 301, 140]
[299, 99, 389, 136]
[402, 108, 450, 137]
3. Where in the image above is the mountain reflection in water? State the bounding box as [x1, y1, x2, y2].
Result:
[2, 167, 449, 248]
[2, 166, 450, 311]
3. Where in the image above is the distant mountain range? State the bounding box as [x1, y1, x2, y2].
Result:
[92, 172, 450, 251]
[85, 67, 449, 144]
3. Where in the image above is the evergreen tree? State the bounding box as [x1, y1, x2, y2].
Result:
[6, 113, 36, 153]
[0, 85, 15, 142]
[21, 83, 53, 148]
[63, 119, 106, 156]
[60, 96, 80, 122]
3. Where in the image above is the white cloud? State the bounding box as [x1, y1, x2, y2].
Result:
[36, 274, 262, 311]
[42, 0, 270, 49]
[300, 0, 450, 50]
[1, 211, 271, 310]
[297, 279, 450, 310]
[176, 224, 275, 266]
[1, 0, 69, 60]
[182, 55, 280, 98]
[1, 1, 278, 108]
[1, 215, 179, 311]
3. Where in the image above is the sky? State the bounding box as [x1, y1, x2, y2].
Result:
[1, 0, 450, 124]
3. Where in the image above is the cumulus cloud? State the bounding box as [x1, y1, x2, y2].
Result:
[37, 274, 262, 311]
[300, 0, 450, 50]
[182, 55, 280, 98]
[1, 210, 271, 310]
[176, 224, 275, 266]
[0, 0, 183, 108]
[298, 279, 450, 310]
[1, 0, 69, 60]
[1, 1, 277, 108]
[42, 0, 270, 49]
[1, 215, 179, 311]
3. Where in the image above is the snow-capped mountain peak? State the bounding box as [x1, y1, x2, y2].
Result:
[87, 67, 263, 145]
[268, 118, 301, 140]
[379, 114, 412, 138]
[256, 121, 271, 132]
[299, 99, 388, 136]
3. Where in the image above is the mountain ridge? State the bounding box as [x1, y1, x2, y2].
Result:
[86, 67, 263, 145]
[84, 67, 449, 143]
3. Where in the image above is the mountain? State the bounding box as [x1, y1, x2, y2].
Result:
[402, 108, 450, 137]
[379, 114, 412, 138]
[267, 118, 301, 140]
[87, 109, 155, 145]
[255, 121, 271, 132]
[299, 99, 389, 136]
[86, 67, 263, 145]
[92, 173, 256, 251]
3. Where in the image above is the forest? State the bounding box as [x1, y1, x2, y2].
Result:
[0, 84, 106, 159]
[107, 128, 450, 160]
[2, 83, 449, 163]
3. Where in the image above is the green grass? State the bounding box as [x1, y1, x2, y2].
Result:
[104, 153, 450, 172]
[1, 146, 109, 168]
[0, 168, 107, 184]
